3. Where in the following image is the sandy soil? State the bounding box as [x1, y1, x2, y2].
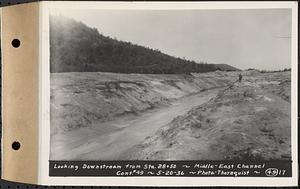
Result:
[125, 71, 291, 160]
[50, 88, 220, 160]
[50, 71, 291, 161]
[50, 71, 235, 135]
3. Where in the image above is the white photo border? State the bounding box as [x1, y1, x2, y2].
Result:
[39, 1, 298, 186]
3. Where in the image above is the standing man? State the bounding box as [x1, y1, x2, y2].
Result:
[238, 73, 242, 82]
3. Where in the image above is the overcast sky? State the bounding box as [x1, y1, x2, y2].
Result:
[51, 9, 292, 70]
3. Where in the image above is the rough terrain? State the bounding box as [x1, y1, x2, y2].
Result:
[50, 71, 235, 135]
[50, 70, 291, 161]
[124, 71, 291, 160]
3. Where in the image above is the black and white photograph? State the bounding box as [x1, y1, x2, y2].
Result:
[49, 7, 292, 164]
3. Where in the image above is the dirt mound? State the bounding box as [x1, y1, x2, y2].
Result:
[258, 72, 291, 102]
[125, 78, 291, 160]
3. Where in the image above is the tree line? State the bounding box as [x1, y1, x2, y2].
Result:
[50, 15, 234, 74]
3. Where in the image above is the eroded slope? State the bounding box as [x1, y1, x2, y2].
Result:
[50, 71, 236, 135]
[124, 71, 291, 160]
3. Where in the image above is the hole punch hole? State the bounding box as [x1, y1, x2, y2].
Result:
[11, 39, 21, 48]
[12, 141, 21, 150]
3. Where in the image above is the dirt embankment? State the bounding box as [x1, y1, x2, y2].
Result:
[124, 71, 291, 161]
[50, 71, 236, 134]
